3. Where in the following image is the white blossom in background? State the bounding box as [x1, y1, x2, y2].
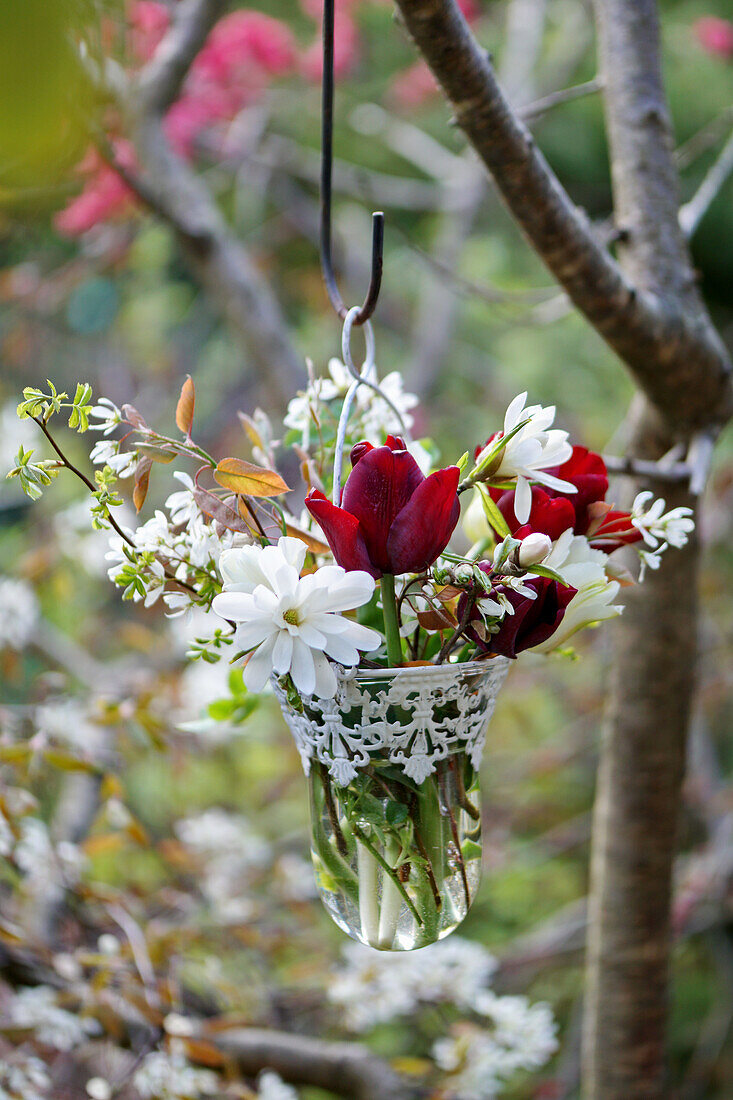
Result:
[133, 1050, 219, 1100]
[55, 499, 136, 576]
[476, 393, 575, 525]
[34, 699, 106, 758]
[175, 809, 271, 922]
[257, 1070, 299, 1100]
[87, 397, 122, 436]
[328, 938, 499, 1031]
[14, 818, 86, 893]
[9, 987, 100, 1051]
[273, 853, 319, 901]
[0, 808, 14, 857]
[532, 531, 622, 653]
[0, 1054, 51, 1100]
[631, 490, 695, 550]
[358, 369, 418, 438]
[433, 993, 557, 1099]
[0, 577, 39, 651]
[212, 537, 380, 698]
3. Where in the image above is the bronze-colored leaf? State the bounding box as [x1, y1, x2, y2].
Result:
[237, 410, 264, 451]
[138, 444, 176, 464]
[175, 375, 195, 437]
[417, 605, 458, 632]
[193, 486, 251, 534]
[284, 523, 331, 555]
[133, 456, 153, 513]
[214, 457, 289, 498]
[121, 403, 148, 430]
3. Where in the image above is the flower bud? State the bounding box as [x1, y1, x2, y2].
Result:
[517, 532, 552, 567]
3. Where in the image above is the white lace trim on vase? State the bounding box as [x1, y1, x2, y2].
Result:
[272, 659, 510, 786]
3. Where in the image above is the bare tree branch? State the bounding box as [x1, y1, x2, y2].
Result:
[392, 0, 732, 432]
[136, 0, 228, 116]
[204, 1026, 425, 1100]
[122, 0, 304, 403]
[679, 130, 733, 239]
[578, 3, 726, 1095]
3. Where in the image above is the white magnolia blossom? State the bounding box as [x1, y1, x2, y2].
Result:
[212, 537, 380, 698]
[257, 1070, 299, 1100]
[175, 809, 271, 923]
[89, 438, 138, 478]
[433, 996, 558, 1100]
[10, 986, 100, 1051]
[328, 937, 499, 1032]
[87, 397, 122, 436]
[0, 1054, 51, 1100]
[631, 490, 695, 549]
[0, 576, 39, 651]
[478, 393, 575, 525]
[532, 530, 622, 653]
[133, 1050, 219, 1100]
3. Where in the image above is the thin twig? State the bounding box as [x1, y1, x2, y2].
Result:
[679, 130, 733, 238]
[520, 77, 603, 122]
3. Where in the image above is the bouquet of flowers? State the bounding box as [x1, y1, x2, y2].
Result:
[8, 346, 693, 951]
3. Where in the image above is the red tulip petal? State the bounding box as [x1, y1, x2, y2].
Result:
[304, 489, 379, 577]
[386, 465, 460, 574]
[342, 445, 424, 573]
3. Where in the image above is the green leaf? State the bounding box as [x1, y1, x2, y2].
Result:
[477, 485, 511, 539]
[385, 801, 409, 826]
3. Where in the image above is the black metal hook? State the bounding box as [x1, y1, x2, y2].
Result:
[320, 0, 384, 325]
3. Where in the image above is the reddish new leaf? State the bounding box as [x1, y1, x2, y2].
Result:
[133, 456, 153, 513]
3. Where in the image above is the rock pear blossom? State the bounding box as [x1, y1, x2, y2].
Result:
[630, 490, 695, 550]
[87, 397, 122, 435]
[212, 536, 380, 697]
[0, 577, 39, 651]
[475, 393, 576, 525]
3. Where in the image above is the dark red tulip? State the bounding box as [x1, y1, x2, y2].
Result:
[305, 436, 460, 578]
[461, 571, 576, 660]
[491, 485, 576, 542]
[549, 446, 609, 533]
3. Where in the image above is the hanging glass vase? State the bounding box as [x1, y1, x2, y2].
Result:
[273, 658, 509, 951]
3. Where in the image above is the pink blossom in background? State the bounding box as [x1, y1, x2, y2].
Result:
[390, 60, 438, 109]
[55, 141, 138, 236]
[694, 16, 733, 59]
[194, 11, 297, 82]
[302, 11, 360, 81]
[129, 0, 171, 62]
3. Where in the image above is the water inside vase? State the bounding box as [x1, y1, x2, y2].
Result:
[308, 750, 482, 951]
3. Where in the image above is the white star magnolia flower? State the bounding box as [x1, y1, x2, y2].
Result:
[482, 392, 576, 525]
[532, 530, 622, 652]
[631, 490, 695, 549]
[212, 536, 381, 698]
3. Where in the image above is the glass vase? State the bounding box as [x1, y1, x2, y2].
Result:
[274, 659, 509, 951]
